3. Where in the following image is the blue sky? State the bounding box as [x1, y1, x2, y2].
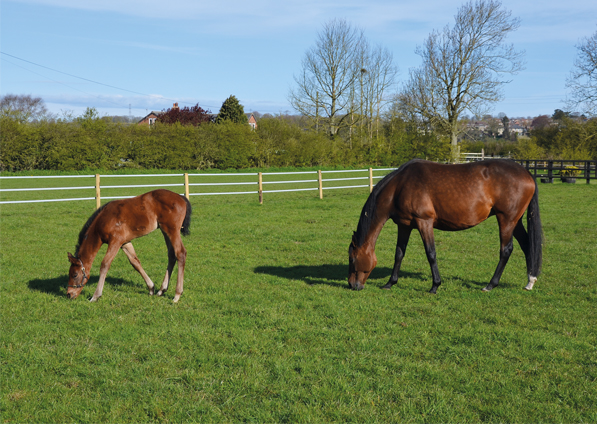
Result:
[1, 0, 596, 119]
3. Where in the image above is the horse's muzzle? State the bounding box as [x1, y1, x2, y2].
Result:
[348, 280, 365, 291]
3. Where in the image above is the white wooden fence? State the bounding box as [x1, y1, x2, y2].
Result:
[0, 168, 397, 208]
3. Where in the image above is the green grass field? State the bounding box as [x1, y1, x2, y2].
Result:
[1, 177, 596, 423]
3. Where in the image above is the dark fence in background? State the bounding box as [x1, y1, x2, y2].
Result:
[513, 160, 597, 184]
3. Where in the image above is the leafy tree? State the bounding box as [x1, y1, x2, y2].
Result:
[157, 103, 212, 126]
[216, 95, 248, 125]
[398, 0, 524, 160]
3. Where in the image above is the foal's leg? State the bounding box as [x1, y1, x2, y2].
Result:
[512, 218, 537, 290]
[416, 220, 442, 294]
[90, 243, 120, 302]
[156, 233, 176, 297]
[483, 215, 516, 292]
[382, 225, 412, 289]
[157, 227, 187, 302]
[121, 242, 155, 295]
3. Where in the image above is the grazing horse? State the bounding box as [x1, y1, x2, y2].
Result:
[67, 189, 192, 302]
[348, 159, 542, 293]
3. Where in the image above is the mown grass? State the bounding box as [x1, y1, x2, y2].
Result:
[1, 178, 596, 423]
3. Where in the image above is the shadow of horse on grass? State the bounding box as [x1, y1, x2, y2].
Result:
[28, 276, 139, 298]
[254, 264, 427, 290]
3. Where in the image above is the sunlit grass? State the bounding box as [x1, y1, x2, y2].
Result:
[1, 179, 596, 422]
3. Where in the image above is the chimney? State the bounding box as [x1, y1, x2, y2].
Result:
[173, 103, 179, 110]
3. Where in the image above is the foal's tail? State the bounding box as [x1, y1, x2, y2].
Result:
[527, 180, 543, 277]
[181, 195, 192, 237]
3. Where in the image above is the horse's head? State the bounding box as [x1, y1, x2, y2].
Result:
[67, 252, 88, 299]
[348, 234, 377, 291]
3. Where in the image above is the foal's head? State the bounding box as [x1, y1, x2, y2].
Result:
[348, 234, 377, 290]
[67, 252, 88, 299]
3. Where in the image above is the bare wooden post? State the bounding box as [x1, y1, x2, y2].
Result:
[95, 174, 101, 209]
[258, 172, 263, 204]
[184, 173, 190, 199]
[318, 170, 323, 199]
[369, 168, 374, 193]
[481, 148, 485, 160]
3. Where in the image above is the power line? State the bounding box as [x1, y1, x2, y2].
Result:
[0, 51, 218, 110]
[1, 51, 153, 97]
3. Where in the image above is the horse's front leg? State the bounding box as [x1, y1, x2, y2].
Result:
[90, 244, 120, 302]
[121, 242, 155, 295]
[416, 220, 442, 294]
[382, 225, 412, 289]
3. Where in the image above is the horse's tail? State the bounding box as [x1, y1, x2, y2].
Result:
[527, 179, 543, 277]
[181, 195, 192, 237]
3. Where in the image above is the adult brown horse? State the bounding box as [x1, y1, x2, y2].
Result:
[348, 159, 542, 293]
[67, 189, 192, 303]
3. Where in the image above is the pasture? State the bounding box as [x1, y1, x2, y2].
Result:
[1, 177, 596, 423]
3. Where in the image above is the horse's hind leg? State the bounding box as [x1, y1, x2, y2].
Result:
[483, 215, 516, 292]
[156, 232, 176, 297]
[416, 220, 442, 294]
[157, 228, 187, 303]
[382, 225, 412, 289]
[512, 218, 536, 290]
[121, 242, 155, 295]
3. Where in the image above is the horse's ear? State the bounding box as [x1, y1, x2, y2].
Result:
[68, 252, 78, 264]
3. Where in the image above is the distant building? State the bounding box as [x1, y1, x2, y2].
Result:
[137, 111, 160, 126]
[248, 113, 258, 130]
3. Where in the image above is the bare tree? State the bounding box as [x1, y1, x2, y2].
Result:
[398, 0, 524, 159]
[289, 19, 365, 136]
[0, 94, 49, 122]
[566, 28, 597, 115]
[360, 43, 399, 139]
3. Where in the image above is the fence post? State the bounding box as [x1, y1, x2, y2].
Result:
[547, 160, 553, 183]
[95, 174, 101, 209]
[586, 161, 591, 184]
[184, 173, 190, 199]
[318, 170, 323, 199]
[258, 172, 263, 204]
[369, 168, 374, 193]
[482, 148, 485, 160]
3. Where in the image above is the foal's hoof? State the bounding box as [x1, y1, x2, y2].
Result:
[156, 290, 164, 296]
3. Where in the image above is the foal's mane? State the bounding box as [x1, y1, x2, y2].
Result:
[353, 160, 420, 247]
[75, 202, 109, 257]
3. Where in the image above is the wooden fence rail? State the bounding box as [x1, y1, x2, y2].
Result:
[0, 168, 397, 208]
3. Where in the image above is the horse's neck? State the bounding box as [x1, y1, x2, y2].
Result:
[77, 230, 102, 269]
[363, 215, 387, 249]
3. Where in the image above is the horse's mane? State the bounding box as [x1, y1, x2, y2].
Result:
[75, 202, 109, 257]
[353, 160, 420, 247]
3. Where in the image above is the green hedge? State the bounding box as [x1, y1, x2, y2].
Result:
[0, 115, 452, 171]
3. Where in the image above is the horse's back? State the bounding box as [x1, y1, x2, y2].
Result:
[388, 160, 535, 230]
[94, 190, 187, 242]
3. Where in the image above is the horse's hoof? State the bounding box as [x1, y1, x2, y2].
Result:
[173, 295, 180, 303]
[482, 286, 492, 292]
[157, 290, 164, 296]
